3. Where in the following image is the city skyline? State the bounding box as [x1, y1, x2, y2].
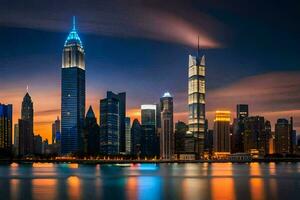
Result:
[1, 2, 300, 200]
[1, 1, 300, 143]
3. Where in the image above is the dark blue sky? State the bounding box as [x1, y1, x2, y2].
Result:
[1, 0, 300, 139]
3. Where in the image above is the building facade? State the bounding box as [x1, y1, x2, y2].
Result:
[100, 92, 120, 155]
[141, 104, 158, 157]
[14, 124, 19, 155]
[131, 119, 142, 156]
[213, 111, 231, 152]
[243, 116, 270, 155]
[231, 104, 249, 153]
[125, 117, 131, 154]
[188, 54, 206, 157]
[52, 117, 60, 144]
[61, 17, 86, 154]
[0, 104, 13, 156]
[84, 106, 99, 155]
[19, 92, 34, 156]
[160, 92, 174, 159]
[118, 93, 126, 154]
[174, 121, 188, 154]
[275, 118, 291, 154]
[34, 135, 43, 154]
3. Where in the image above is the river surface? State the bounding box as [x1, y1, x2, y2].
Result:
[0, 162, 300, 200]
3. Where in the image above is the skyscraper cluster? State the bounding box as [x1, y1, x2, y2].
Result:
[59, 18, 175, 158]
[201, 105, 297, 158]
[0, 17, 299, 160]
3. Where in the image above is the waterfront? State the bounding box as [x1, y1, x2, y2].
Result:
[0, 163, 300, 200]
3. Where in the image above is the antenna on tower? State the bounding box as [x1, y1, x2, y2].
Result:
[72, 16, 76, 30]
[26, 85, 29, 93]
[197, 35, 200, 58]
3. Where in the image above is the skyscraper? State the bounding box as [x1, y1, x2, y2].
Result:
[33, 134, 43, 154]
[14, 124, 19, 155]
[21, 93, 33, 127]
[61, 17, 86, 154]
[84, 106, 99, 155]
[174, 121, 188, 154]
[117, 92, 126, 154]
[289, 117, 296, 154]
[188, 50, 206, 157]
[213, 111, 231, 152]
[243, 116, 269, 155]
[52, 117, 60, 144]
[231, 104, 249, 153]
[0, 103, 13, 156]
[160, 92, 174, 159]
[100, 91, 120, 155]
[275, 118, 290, 154]
[125, 117, 131, 154]
[141, 104, 158, 157]
[19, 92, 34, 156]
[131, 119, 142, 156]
[231, 119, 244, 153]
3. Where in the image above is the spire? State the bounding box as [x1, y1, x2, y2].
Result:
[72, 16, 76, 31]
[197, 35, 200, 58]
[86, 106, 96, 118]
[64, 16, 82, 47]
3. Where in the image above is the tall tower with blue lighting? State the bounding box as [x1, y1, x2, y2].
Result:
[61, 16, 86, 154]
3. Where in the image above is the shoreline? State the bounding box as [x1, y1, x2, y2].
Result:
[1, 158, 300, 164]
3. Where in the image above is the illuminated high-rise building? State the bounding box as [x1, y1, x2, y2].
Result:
[61, 17, 86, 154]
[160, 92, 174, 159]
[188, 49, 206, 157]
[213, 111, 231, 152]
[0, 103, 13, 156]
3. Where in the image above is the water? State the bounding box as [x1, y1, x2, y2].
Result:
[0, 162, 300, 200]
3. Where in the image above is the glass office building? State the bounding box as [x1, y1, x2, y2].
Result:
[160, 92, 174, 159]
[0, 104, 12, 155]
[100, 92, 120, 155]
[141, 104, 158, 157]
[61, 17, 85, 154]
[188, 54, 206, 157]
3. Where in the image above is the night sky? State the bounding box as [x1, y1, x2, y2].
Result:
[1, 0, 300, 142]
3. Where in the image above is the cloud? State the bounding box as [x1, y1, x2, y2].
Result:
[207, 71, 300, 112]
[0, 0, 222, 48]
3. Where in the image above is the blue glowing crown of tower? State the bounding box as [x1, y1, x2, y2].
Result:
[64, 16, 83, 47]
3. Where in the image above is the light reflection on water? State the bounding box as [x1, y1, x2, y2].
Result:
[0, 162, 300, 200]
